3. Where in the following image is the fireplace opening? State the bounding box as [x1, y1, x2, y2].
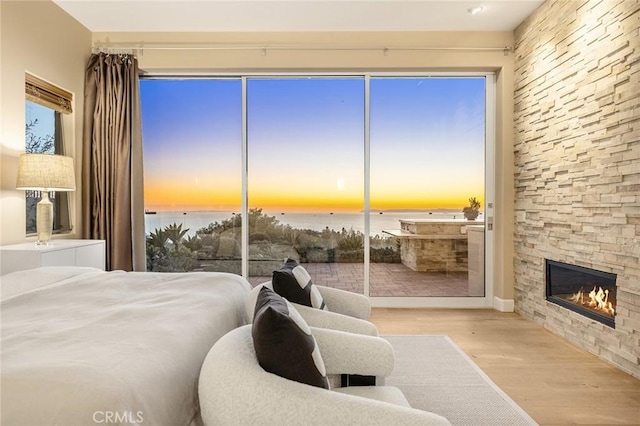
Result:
[546, 260, 617, 328]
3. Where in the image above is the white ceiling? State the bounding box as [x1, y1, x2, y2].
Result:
[52, 0, 545, 32]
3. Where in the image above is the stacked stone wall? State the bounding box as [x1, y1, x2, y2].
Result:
[514, 0, 640, 378]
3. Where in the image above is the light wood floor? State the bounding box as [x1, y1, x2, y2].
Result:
[370, 308, 640, 426]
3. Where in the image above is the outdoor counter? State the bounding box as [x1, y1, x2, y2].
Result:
[383, 219, 484, 274]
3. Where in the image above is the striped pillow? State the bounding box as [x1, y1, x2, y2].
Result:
[272, 258, 327, 310]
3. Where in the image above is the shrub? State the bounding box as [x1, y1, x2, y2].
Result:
[370, 247, 401, 263]
[337, 229, 364, 251]
[249, 232, 271, 243]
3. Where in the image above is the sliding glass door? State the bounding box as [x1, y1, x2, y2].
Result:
[369, 77, 487, 298]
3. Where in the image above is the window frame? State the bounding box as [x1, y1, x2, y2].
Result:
[139, 71, 495, 308]
[24, 73, 74, 236]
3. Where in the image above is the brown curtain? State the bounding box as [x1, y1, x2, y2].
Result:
[82, 53, 145, 271]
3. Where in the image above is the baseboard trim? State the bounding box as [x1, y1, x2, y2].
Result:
[493, 297, 514, 312]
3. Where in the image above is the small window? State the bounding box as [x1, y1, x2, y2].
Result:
[24, 74, 73, 235]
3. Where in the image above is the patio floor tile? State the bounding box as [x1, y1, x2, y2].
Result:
[248, 262, 481, 297]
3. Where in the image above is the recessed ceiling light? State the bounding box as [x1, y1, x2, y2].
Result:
[467, 6, 484, 15]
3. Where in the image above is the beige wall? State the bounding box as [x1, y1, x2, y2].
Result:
[0, 0, 92, 245]
[94, 31, 513, 72]
[95, 31, 516, 302]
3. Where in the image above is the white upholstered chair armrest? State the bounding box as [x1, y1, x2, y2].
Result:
[274, 389, 451, 426]
[311, 327, 394, 377]
[316, 285, 371, 320]
[294, 304, 378, 336]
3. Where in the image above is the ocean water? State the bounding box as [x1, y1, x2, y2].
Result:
[144, 210, 481, 237]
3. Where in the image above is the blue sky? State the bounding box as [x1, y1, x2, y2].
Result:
[25, 101, 56, 152]
[140, 76, 485, 212]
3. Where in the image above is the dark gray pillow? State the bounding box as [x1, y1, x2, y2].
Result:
[252, 287, 329, 389]
[272, 258, 327, 310]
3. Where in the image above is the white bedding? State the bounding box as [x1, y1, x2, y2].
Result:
[1, 266, 252, 426]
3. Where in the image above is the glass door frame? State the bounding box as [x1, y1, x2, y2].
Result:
[365, 72, 495, 308]
[236, 72, 495, 308]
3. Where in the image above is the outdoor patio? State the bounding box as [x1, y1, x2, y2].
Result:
[248, 262, 476, 297]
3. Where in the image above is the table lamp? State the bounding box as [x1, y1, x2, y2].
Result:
[16, 153, 76, 245]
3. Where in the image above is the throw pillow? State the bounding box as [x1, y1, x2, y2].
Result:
[272, 258, 327, 310]
[252, 287, 329, 389]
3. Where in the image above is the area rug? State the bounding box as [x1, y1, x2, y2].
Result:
[383, 335, 538, 426]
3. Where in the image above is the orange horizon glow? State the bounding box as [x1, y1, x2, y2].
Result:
[145, 176, 484, 213]
[144, 193, 486, 213]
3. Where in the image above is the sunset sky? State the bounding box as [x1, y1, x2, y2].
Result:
[140, 77, 485, 213]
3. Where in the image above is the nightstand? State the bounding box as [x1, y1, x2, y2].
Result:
[0, 239, 105, 275]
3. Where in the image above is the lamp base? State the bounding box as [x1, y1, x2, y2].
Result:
[36, 191, 53, 245]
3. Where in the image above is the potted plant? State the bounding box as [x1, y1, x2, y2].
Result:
[462, 197, 481, 220]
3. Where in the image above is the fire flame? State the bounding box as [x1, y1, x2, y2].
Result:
[568, 286, 615, 317]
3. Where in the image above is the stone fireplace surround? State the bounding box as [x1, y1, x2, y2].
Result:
[513, 0, 639, 379]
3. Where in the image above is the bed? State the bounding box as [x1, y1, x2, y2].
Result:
[1, 266, 252, 426]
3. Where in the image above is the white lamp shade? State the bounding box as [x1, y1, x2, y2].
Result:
[16, 153, 76, 192]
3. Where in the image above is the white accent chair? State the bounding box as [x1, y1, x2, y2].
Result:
[198, 325, 450, 426]
[246, 282, 378, 336]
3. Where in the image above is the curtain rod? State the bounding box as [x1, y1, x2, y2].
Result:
[93, 44, 513, 54]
